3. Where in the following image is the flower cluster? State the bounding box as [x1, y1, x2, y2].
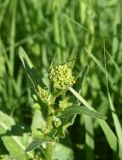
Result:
[38, 86, 49, 103]
[49, 64, 75, 90]
[59, 97, 72, 110]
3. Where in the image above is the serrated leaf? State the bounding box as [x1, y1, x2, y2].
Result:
[0, 111, 33, 160]
[59, 106, 106, 119]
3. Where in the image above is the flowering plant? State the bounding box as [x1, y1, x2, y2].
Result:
[19, 47, 106, 160]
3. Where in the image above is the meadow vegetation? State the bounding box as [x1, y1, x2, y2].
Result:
[0, 0, 122, 159]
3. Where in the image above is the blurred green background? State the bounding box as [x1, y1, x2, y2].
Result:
[0, 0, 122, 159]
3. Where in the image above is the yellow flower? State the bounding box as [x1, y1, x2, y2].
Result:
[38, 86, 49, 103]
[49, 64, 75, 90]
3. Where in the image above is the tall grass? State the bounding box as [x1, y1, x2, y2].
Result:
[0, 0, 122, 159]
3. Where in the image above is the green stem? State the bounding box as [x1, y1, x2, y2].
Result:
[45, 104, 53, 160]
[45, 143, 53, 160]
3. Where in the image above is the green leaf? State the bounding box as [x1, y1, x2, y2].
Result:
[84, 48, 113, 83]
[55, 115, 76, 138]
[0, 111, 34, 160]
[106, 50, 122, 78]
[19, 47, 48, 117]
[75, 64, 89, 91]
[68, 87, 122, 153]
[31, 103, 46, 132]
[84, 116, 94, 160]
[25, 137, 53, 152]
[104, 50, 122, 159]
[98, 120, 118, 151]
[25, 129, 56, 152]
[0, 155, 12, 160]
[67, 46, 78, 68]
[59, 106, 106, 119]
[52, 143, 74, 160]
[19, 47, 46, 92]
[19, 47, 33, 68]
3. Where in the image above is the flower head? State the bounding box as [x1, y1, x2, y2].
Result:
[49, 64, 75, 90]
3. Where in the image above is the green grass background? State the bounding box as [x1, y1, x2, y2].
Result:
[0, 0, 122, 159]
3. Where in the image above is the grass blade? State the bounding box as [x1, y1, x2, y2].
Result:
[68, 87, 121, 152]
[67, 46, 78, 68]
[84, 116, 94, 160]
[104, 47, 122, 158]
